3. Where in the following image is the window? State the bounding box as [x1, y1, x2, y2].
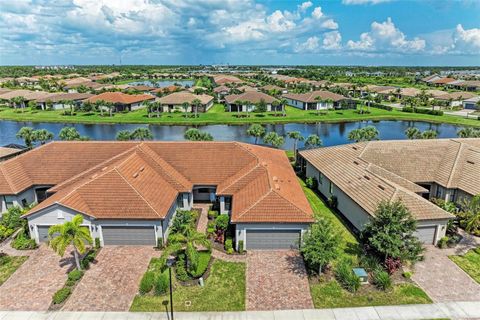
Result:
[329, 181, 334, 194]
[21, 199, 28, 207]
[57, 211, 64, 219]
[176, 194, 184, 208]
[319, 173, 323, 185]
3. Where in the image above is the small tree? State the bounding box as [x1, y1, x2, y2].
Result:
[16, 126, 35, 148]
[301, 218, 341, 275]
[116, 130, 132, 141]
[255, 99, 267, 113]
[457, 127, 480, 138]
[182, 102, 190, 118]
[191, 98, 202, 118]
[263, 132, 284, 148]
[459, 194, 480, 235]
[59, 127, 81, 141]
[247, 124, 266, 144]
[287, 131, 304, 158]
[304, 134, 322, 149]
[49, 214, 93, 270]
[361, 200, 423, 264]
[184, 128, 213, 141]
[131, 127, 153, 141]
[32, 129, 54, 145]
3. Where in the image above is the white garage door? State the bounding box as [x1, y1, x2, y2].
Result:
[246, 230, 301, 250]
[415, 226, 437, 244]
[102, 226, 156, 245]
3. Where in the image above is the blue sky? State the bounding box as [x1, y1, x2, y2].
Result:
[0, 0, 479, 66]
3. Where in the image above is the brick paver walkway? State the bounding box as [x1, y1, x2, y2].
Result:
[194, 203, 211, 233]
[246, 250, 313, 311]
[413, 245, 480, 302]
[0, 245, 74, 311]
[62, 246, 156, 311]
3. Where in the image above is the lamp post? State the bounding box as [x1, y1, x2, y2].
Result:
[166, 256, 176, 320]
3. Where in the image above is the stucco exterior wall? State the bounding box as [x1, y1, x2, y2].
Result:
[1, 188, 37, 214]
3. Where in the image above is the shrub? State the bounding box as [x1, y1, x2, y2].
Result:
[80, 250, 97, 270]
[402, 107, 443, 116]
[335, 260, 360, 293]
[52, 287, 71, 304]
[305, 176, 318, 189]
[327, 196, 338, 209]
[68, 269, 84, 282]
[359, 254, 382, 273]
[402, 271, 412, 279]
[175, 254, 189, 281]
[94, 237, 101, 249]
[139, 271, 155, 295]
[156, 238, 164, 249]
[438, 236, 449, 249]
[402, 107, 414, 113]
[65, 279, 77, 287]
[154, 272, 169, 296]
[215, 214, 229, 231]
[384, 257, 402, 274]
[11, 232, 37, 250]
[373, 270, 392, 290]
[225, 237, 233, 252]
[372, 103, 393, 111]
[238, 240, 244, 254]
[189, 251, 211, 278]
[208, 210, 219, 219]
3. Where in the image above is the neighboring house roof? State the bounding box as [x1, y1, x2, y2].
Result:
[365, 85, 397, 93]
[0, 89, 57, 101]
[225, 91, 278, 104]
[213, 85, 230, 93]
[421, 74, 440, 82]
[260, 85, 284, 91]
[0, 147, 23, 160]
[63, 81, 105, 90]
[213, 75, 243, 85]
[425, 89, 450, 99]
[0, 88, 12, 95]
[430, 77, 456, 85]
[85, 92, 155, 105]
[157, 91, 214, 105]
[399, 87, 422, 97]
[282, 90, 346, 103]
[10, 142, 313, 224]
[437, 92, 477, 101]
[127, 85, 154, 91]
[36, 93, 93, 103]
[457, 80, 480, 89]
[237, 85, 257, 92]
[150, 85, 182, 94]
[62, 77, 92, 86]
[463, 96, 480, 103]
[300, 138, 480, 221]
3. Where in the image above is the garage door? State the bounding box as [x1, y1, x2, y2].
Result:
[102, 226, 156, 245]
[246, 230, 301, 250]
[37, 225, 51, 242]
[415, 226, 437, 244]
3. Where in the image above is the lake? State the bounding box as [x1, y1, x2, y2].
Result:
[127, 80, 195, 87]
[0, 120, 463, 149]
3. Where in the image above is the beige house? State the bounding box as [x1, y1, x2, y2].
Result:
[224, 91, 279, 112]
[157, 91, 214, 112]
[299, 138, 480, 244]
[283, 90, 354, 110]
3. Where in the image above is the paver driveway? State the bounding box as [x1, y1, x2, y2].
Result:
[62, 246, 156, 311]
[0, 245, 74, 311]
[246, 250, 313, 311]
[413, 245, 480, 302]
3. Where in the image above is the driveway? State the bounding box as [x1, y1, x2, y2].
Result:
[0, 245, 74, 311]
[62, 246, 156, 311]
[412, 245, 480, 302]
[246, 250, 313, 311]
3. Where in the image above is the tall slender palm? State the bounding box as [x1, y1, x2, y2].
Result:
[234, 99, 243, 118]
[280, 98, 288, 117]
[156, 101, 162, 118]
[143, 100, 153, 118]
[16, 126, 35, 148]
[192, 98, 202, 118]
[287, 131, 304, 158]
[95, 99, 105, 116]
[305, 134, 322, 149]
[182, 102, 190, 118]
[314, 96, 324, 115]
[48, 214, 93, 271]
[271, 100, 280, 117]
[33, 129, 54, 145]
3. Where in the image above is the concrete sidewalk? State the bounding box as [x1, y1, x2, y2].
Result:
[1, 301, 480, 320]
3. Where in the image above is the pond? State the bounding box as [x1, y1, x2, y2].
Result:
[127, 79, 195, 88]
[0, 120, 463, 150]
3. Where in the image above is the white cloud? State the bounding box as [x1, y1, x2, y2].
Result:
[347, 17, 425, 52]
[312, 7, 323, 19]
[321, 19, 338, 30]
[323, 31, 342, 49]
[342, 0, 391, 5]
[298, 1, 313, 12]
[454, 24, 480, 51]
[295, 36, 320, 53]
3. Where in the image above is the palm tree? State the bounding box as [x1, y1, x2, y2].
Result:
[405, 127, 421, 139]
[314, 96, 324, 115]
[460, 195, 480, 235]
[234, 99, 243, 118]
[16, 127, 35, 148]
[116, 130, 132, 141]
[287, 131, 304, 158]
[192, 98, 202, 118]
[131, 127, 153, 141]
[160, 228, 211, 272]
[144, 101, 153, 118]
[63, 99, 75, 116]
[421, 130, 438, 139]
[280, 98, 288, 117]
[182, 102, 190, 118]
[457, 127, 480, 138]
[304, 134, 322, 149]
[48, 214, 92, 270]
[325, 98, 334, 110]
[263, 132, 284, 148]
[105, 102, 115, 117]
[95, 99, 105, 116]
[246, 124, 266, 144]
[59, 127, 82, 141]
[33, 129, 54, 145]
[155, 101, 162, 118]
[271, 100, 280, 117]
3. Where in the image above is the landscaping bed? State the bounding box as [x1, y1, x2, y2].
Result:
[0, 254, 28, 286]
[449, 247, 480, 284]
[130, 259, 246, 312]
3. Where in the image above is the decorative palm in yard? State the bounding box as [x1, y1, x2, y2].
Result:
[48, 214, 93, 271]
[161, 228, 211, 273]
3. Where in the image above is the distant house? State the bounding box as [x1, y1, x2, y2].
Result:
[420, 74, 441, 83]
[260, 84, 287, 94]
[35, 92, 93, 110]
[224, 91, 279, 112]
[213, 85, 231, 101]
[0, 147, 24, 162]
[435, 92, 477, 107]
[150, 85, 182, 96]
[429, 77, 456, 86]
[126, 85, 155, 93]
[212, 74, 243, 85]
[157, 91, 214, 112]
[85, 92, 155, 112]
[283, 90, 354, 110]
[462, 96, 480, 110]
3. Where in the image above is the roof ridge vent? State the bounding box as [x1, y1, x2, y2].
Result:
[273, 176, 278, 182]
[133, 172, 139, 178]
[275, 183, 280, 190]
[363, 175, 370, 180]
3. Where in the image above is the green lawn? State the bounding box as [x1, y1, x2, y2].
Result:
[1, 104, 479, 127]
[300, 178, 432, 308]
[449, 248, 480, 283]
[0, 255, 28, 286]
[130, 259, 246, 312]
[310, 280, 432, 308]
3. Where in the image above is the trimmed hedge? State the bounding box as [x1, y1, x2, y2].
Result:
[52, 287, 72, 305]
[139, 271, 155, 295]
[67, 269, 84, 282]
[371, 103, 393, 111]
[154, 271, 169, 295]
[402, 107, 443, 116]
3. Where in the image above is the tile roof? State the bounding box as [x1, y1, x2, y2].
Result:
[225, 91, 278, 104]
[282, 90, 346, 103]
[36, 93, 93, 103]
[430, 77, 456, 85]
[300, 138, 480, 221]
[6, 142, 313, 223]
[85, 92, 155, 105]
[157, 91, 214, 105]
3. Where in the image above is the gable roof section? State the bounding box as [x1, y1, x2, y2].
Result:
[85, 92, 155, 105]
[282, 90, 346, 103]
[224, 91, 278, 104]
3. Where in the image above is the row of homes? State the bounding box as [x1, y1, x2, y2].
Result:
[2, 138, 476, 248]
[421, 74, 480, 91]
